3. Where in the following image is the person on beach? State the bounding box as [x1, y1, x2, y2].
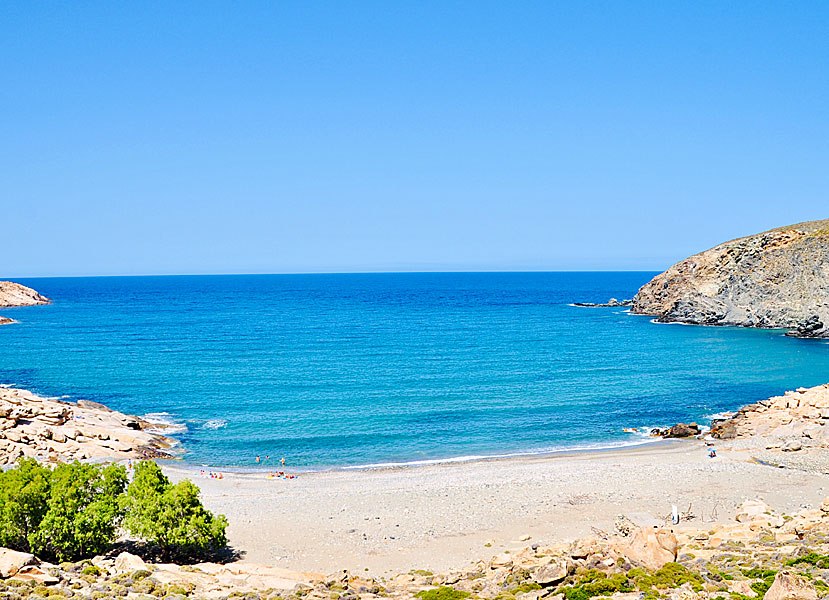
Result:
[256, 455, 260, 463]
[281, 457, 285, 466]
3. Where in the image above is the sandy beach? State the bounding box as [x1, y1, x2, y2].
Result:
[165, 439, 829, 577]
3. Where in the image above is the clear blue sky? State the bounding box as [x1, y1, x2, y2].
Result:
[2, 2, 828, 276]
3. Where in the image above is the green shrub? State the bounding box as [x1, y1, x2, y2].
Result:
[0, 458, 51, 550]
[632, 563, 705, 592]
[121, 461, 228, 561]
[29, 462, 127, 562]
[785, 553, 829, 568]
[415, 587, 471, 600]
[0, 459, 126, 561]
[0, 458, 226, 563]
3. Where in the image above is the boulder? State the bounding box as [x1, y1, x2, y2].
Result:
[532, 558, 570, 585]
[663, 423, 701, 438]
[489, 553, 513, 568]
[0, 548, 37, 578]
[113, 551, 147, 574]
[568, 536, 603, 559]
[12, 565, 59, 585]
[781, 439, 803, 452]
[764, 571, 817, 600]
[620, 527, 677, 570]
[736, 500, 773, 523]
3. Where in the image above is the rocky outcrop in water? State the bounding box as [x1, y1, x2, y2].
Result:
[0, 280, 50, 325]
[0, 281, 50, 308]
[573, 298, 633, 308]
[631, 219, 829, 338]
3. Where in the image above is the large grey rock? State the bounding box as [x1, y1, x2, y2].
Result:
[632, 220, 829, 338]
[781, 438, 803, 452]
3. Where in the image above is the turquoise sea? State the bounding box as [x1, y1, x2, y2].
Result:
[2, 272, 828, 470]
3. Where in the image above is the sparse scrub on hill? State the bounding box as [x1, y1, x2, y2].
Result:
[0, 458, 226, 562]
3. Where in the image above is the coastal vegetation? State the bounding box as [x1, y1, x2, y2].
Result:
[0, 459, 227, 562]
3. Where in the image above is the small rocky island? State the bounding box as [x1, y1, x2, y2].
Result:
[0, 280, 51, 324]
[631, 219, 829, 338]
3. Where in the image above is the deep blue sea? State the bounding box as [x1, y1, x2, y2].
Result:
[2, 272, 829, 470]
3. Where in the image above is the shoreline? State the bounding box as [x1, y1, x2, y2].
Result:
[170, 436, 670, 475]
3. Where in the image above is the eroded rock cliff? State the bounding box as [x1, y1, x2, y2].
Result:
[632, 219, 829, 338]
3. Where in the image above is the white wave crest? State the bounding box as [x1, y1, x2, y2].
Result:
[142, 412, 188, 434]
[203, 419, 228, 430]
[705, 411, 736, 421]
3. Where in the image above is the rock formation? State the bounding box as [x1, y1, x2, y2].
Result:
[631, 219, 829, 338]
[709, 383, 829, 454]
[0, 281, 50, 308]
[0, 386, 174, 464]
[0, 280, 50, 325]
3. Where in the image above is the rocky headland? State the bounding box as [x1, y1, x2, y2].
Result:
[0, 280, 50, 325]
[0, 386, 175, 464]
[631, 219, 829, 338]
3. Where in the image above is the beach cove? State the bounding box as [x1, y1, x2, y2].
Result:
[4, 273, 829, 470]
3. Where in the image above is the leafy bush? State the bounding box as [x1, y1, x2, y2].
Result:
[0, 459, 126, 561]
[0, 458, 51, 550]
[0, 458, 227, 563]
[786, 553, 829, 569]
[29, 462, 127, 562]
[560, 564, 705, 600]
[121, 461, 228, 561]
[415, 587, 471, 600]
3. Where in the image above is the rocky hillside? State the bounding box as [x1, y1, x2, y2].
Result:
[632, 219, 829, 338]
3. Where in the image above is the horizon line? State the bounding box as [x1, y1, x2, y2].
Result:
[8, 268, 664, 279]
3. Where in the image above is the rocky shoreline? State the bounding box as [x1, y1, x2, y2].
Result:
[0, 386, 176, 464]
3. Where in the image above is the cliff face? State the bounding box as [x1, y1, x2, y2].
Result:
[632, 219, 829, 338]
[0, 281, 50, 308]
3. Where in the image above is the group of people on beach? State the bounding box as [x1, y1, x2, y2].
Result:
[267, 471, 298, 480]
[198, 469, 224, 479]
